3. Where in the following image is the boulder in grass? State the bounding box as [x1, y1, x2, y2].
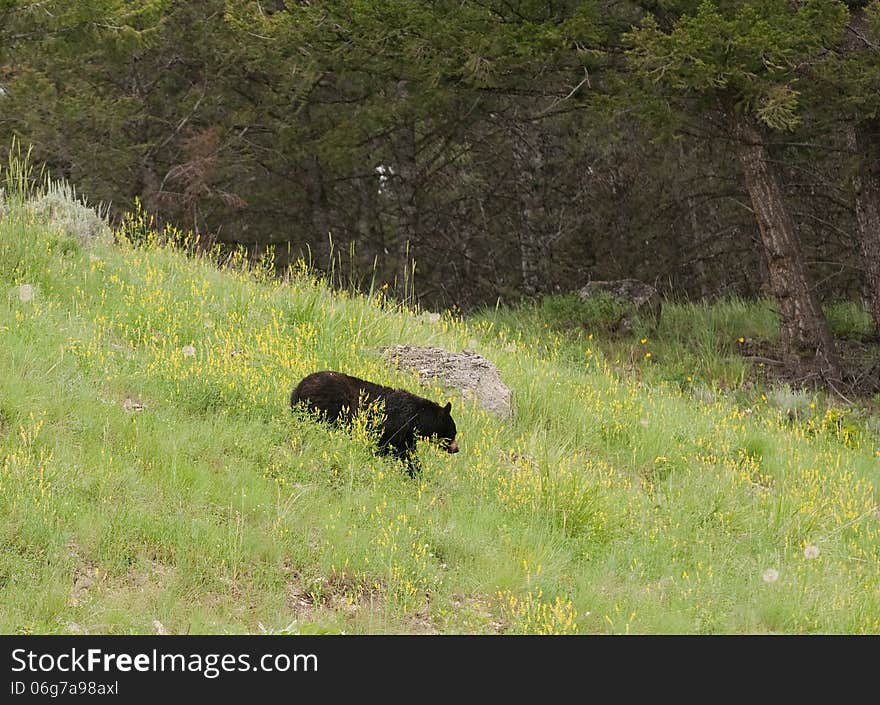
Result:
[577, 278, 662, 332]
[382, 345, 512, 418]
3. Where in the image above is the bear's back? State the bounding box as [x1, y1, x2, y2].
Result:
[290, 370, 399, 417]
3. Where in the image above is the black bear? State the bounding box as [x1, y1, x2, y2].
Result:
[290, 370, 459, 475]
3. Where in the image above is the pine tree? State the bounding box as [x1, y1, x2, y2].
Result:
[627, 0, 849, 379]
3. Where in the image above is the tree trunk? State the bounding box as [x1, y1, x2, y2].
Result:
[393, 80, 419, 299]
[304, 152, 333, 271]
[517, 227, 543, 298]
[733, 113, 840, 380]
[512, 126, 545, 298]
[140, 160, 162, 218]
[679, 140, 710, 297]
[846, 120, 880, 336]
[843, 11, 880, 336]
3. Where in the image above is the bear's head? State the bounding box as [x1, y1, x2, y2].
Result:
[419, 400, 458, 453]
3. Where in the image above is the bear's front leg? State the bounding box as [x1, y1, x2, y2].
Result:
[389, 437, 420, 477]
[404, 454, 422, 477]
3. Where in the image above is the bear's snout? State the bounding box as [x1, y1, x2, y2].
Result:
[447, 440, 459, 454]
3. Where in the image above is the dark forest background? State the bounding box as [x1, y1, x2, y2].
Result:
[2, 0, 879, 377]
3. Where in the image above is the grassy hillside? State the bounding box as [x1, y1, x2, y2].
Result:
[2, 174, 880, 634]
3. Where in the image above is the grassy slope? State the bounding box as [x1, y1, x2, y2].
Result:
[2, 204, 879, 635]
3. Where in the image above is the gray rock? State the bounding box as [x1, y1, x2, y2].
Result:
[577, 278, 662, 331]
[382, 345, 512, 418]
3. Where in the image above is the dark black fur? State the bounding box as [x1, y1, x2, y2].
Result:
[290, 370, 459, 475]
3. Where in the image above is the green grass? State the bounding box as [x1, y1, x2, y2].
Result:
[2, 178, 880, 634]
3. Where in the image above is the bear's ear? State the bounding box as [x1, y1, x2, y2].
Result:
[443, 401, 452, 414]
